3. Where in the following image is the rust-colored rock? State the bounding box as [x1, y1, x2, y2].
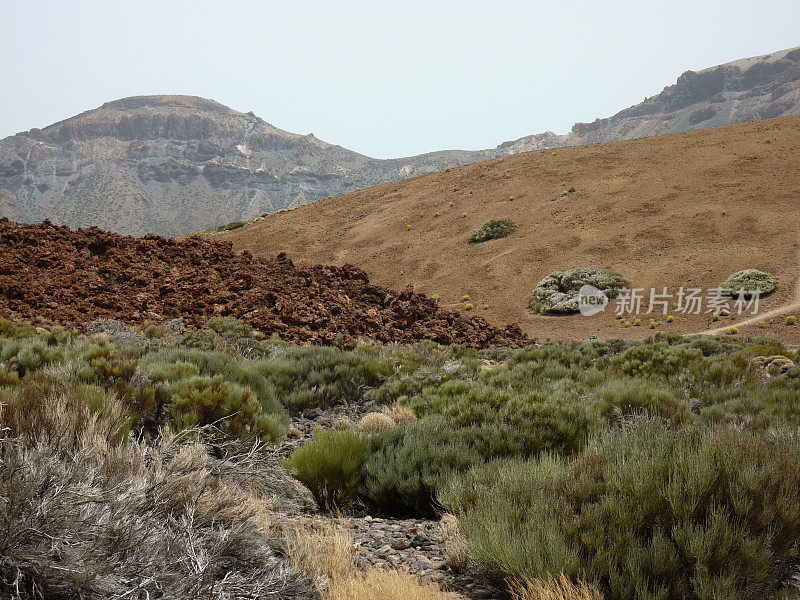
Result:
[0, 219, 528, 348]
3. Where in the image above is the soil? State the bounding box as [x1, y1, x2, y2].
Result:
[0, 219, 528, 348]
[216, 116, 800, 346]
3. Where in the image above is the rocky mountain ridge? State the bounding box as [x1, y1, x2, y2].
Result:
[1, 46, 797, 236]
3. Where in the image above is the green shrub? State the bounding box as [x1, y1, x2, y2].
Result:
[168, 375, 283, 443]
[144, 324, 169, 339]
[366, 374, 424, 405]
[361, 417, 533, 514]
[0, 337, 64, 377]
[253, 346, 390, 410]
[593, 378, 693, 421]
[529, 268, 630, 315]
[140, 348, 282, 413]
[441, 419, 800, 600]
[468, 217, 517, 244]
[720, 269, 779, 297]
[139, 348, 287, 441]
[75, 341, 138, 390]
[411, 379, 598, 456]
[179, 329, 219, 351]
[283, 429, 366, 509]
[206, 316, 253, 339]
[216, 220, 246, 232]
[0, 319, 37, 339]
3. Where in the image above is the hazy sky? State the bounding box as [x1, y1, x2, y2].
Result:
[1, 0, 797, 158]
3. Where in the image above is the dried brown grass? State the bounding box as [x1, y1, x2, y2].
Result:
[284, 519, 453, 600]
[0, 367, 317, 600]
[383, 402, 417, 425]
[283, 518, 357, 583]
[358, 412, 396, 432]
[439, 513, 470, 572]
[510, 574, 604, 600]
[328, 569, 454, 600]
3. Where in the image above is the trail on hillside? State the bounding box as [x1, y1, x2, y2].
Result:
[702, 229, 800, 336]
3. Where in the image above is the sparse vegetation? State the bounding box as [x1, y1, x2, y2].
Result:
[469, 217, 517, 244]
[529, 268, 630, 315]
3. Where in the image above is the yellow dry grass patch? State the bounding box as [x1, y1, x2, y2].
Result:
[284, 519, 454, 599]
[329, 568, 455, 600]
[510, 574, 604, 600]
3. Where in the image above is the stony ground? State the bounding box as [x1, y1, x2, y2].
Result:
[0, 219, 528, 348]
[272, 408, 509, 600]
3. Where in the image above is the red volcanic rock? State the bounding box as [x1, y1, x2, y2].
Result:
[0, 219, 528, 348]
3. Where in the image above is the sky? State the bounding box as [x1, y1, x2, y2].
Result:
[0, 0, 798, 158]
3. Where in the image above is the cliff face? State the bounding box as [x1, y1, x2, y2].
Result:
[509, 46, 800, 151]
[0, 96, 380, 236]
[1, 48, 797, 236]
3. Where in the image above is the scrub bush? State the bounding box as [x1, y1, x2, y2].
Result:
[469, 217, 517, 244]
[720, 269, 779, 297]
[284, 429, 366, 509]
[441, 419, 800, 600]
[529, 268, 630, 315]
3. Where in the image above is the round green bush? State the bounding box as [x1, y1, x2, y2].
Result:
[720, 269, 779, 297]
[529, 267, 630, 315]
[283, 429, 366, 509]
[468, 217, 517, 244]
[169, 375, 283, 443]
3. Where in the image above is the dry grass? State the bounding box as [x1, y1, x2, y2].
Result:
[440, 513, 470, 572]
[0, 367, 317, 600]
[328, 569, 454, 600]
[222, 116, 800, 344]
[383, 402, 417, 425]
[284, 518, 357, 583]
[358, 412, 396, 432]
[284, 519, 453, 600]
[510, 574, 604, 600]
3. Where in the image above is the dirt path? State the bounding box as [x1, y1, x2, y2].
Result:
[702, 233, 800, 336]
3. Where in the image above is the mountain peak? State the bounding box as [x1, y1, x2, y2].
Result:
[98, 94, 238, 114]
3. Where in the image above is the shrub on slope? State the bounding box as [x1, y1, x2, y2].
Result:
[720, 269, 779, 297]
[529, 268, 629, 315]
[469, 217, 517, 244]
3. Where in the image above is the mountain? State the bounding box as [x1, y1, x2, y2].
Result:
[504, 46, 800, 153]
[1, 47, 798, 236]
[216, 116, 800, 344]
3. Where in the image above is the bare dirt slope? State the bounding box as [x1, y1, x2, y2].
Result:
[216, 116, 800, 343]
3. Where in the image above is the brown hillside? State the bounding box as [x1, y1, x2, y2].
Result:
[215, 117, 800, 343]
